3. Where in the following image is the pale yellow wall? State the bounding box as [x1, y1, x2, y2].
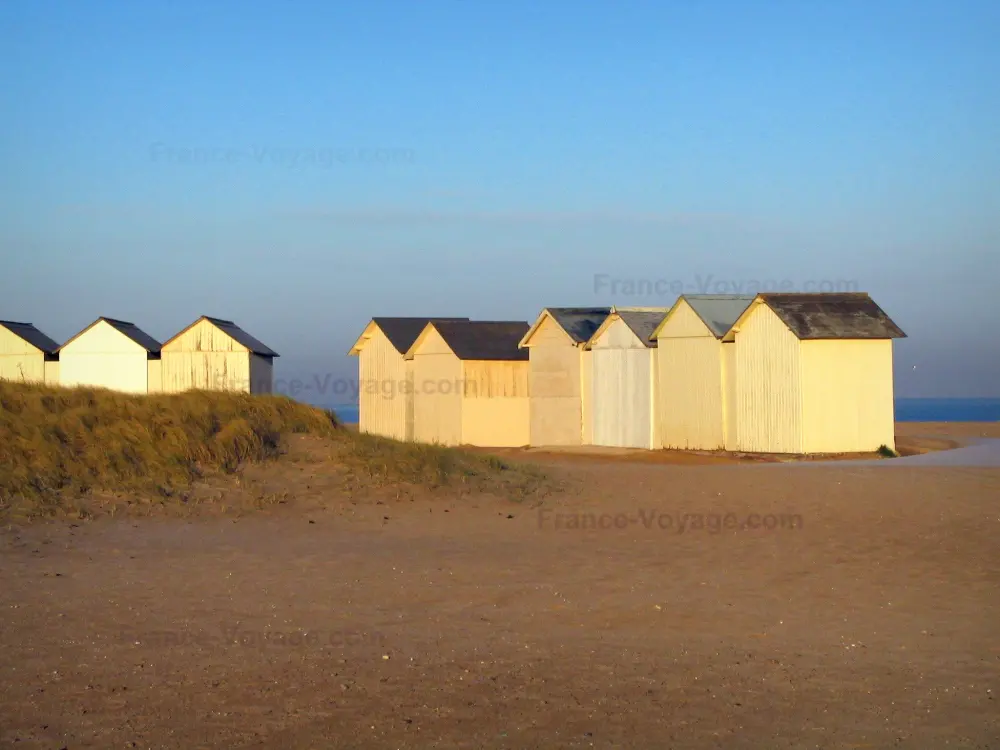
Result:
[249, 355, 274, 394]
[800, 339, 896, 453]
[580, 349, 594, 444]
[160, 319, 252, 393]
[590, 318, 654, 448]
[721, 343, 737, 451]
[356, 327, 411, 439]
[734, 303, 804, 453]
[655, 300, 726, 450]
[44, 360, 60, 385]
[0, 327, 46, 383]
[60, 321, 151, 394]
[526, 316, 583, 445]
[461, 360, 530, 447]
[147, 360, 162, 393]
[411, 327, 463, 446]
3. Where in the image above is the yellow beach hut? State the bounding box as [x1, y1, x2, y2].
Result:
[57, 317, 162, 394]
[650, 295, 755, 451]
[518, 307, 610, 446]
[404, 320, 530, 447]
[722, 292, 906, 454]
[159, 315, 279, 394]
[584, 306, 669, 449]
[348, 317, 468, 440]
[0, 321, 60, 385]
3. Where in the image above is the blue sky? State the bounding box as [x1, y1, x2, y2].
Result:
[1, 0, 997, 400]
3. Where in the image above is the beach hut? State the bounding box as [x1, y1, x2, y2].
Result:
[57, 317, 162, 394]
[0, 320, 60, 385]
[160, 316, 279, 394]
[348, 317, 469, 440]
[518, 307, 610, 446]
[404, 320, 530, 447]
[722, 292, 906, 454]
[650, 295, 755, 451]
[584, 306, 669, 449]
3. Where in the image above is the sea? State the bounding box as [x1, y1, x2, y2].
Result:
[323, 399, 1000, 425]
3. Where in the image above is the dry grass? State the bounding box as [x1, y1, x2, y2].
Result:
[0, 381, 548, 521]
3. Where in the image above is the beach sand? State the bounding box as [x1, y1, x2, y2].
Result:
[1, 423, 997, 748]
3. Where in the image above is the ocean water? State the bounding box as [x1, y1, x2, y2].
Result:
[326, 400, 999, 425]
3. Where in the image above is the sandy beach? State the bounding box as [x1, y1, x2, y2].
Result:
[1, 422, 998, 748]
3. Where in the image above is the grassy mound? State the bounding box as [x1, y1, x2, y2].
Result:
[0, 381, 547, 520]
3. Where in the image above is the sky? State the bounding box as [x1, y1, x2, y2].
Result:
[1, 0, 997, 401]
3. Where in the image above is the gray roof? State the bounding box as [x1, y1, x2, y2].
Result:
[615, 309, 669, 348]
[429, 321, 530, 361]
[545, 307, 611, 343]
[202, 316, 279, 357]
[0, 320, 59, 355]
[681, 295, 756, 338]
[373, 317, 469, 354]
[760, 293, 907, 340]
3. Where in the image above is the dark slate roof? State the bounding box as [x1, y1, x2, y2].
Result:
[431, 321, 530, 361]
[545, 307, 611, 343]
[374, 317, 470, 354]
[682, 295, 756, 338]
[759, 293, 907, 340]
[0, 320, 59, 355]
[202, 316, 279, 357]
[615, 309, 669, 348]
[97, 318, 162, 353]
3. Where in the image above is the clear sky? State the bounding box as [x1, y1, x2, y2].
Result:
[2, 0, 997, 401]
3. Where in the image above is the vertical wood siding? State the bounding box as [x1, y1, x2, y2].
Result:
[59, 321, 151, 394]
[735, 304, 803, 453]
[722, 343, 738, 451]
[800, 339, 896, 452]
[527, 317, 584, 445]
[357, 327, 410, 440]
[160, 319, 252, 394]
[590, 317, 654, 449]
[461, 360, 530, 447]
[655, 301, 725, 450]
[411, 328, 463, 445]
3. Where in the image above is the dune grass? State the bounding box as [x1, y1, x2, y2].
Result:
[0, 381, 547, 520]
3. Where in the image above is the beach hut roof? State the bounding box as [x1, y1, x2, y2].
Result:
[161, 316, 279, 357]
[726, 293, 907, 340]
[58, 317, 162, 353]
[349, 317, 470, 356]
[519, 307, 611, 348]
[0, 320, 60, 355]
[587, 307, 669, 349]
[406, 320, 530, 361]
[651, 295, 756, 340]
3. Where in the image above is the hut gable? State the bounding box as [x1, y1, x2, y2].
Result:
[680, 295, 756, 339]
[59, 317, 161, 356]
[349, 317, 469, 356]
[519, 308, 611, 348]
[0, 321, 59, 356]
[407, 321, 529, 361]
[586, 307, 668, 350]
[162, 316, 278, 357]
[728, 293, 907, 341]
